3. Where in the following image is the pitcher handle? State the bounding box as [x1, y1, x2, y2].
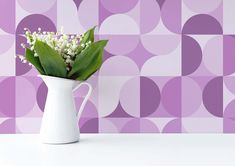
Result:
[73, 82, 93, 119]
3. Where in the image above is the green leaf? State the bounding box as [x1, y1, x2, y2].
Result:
[71, 49, 103, 81]
[68, 40, 108, 81]
[25, 48, 45, 74]
[34, 40, 67, 78]
[78, 49, 103, 80]
[80, 26, 96, 45]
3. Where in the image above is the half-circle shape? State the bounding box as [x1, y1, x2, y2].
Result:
[182, 35, 202, 75]
[182, 14, 222, 34]
[202, 77, 223, 117]
[0, 119, 15, 133]
[163, 119, 181, 133]
[36, 82, 48, 112]
[16, 14, 56, 34]
[140, 77, 161, 117]
[0, 77, 15, 117]
[224, 100, 235, 118]
[223, 35, 235, 75]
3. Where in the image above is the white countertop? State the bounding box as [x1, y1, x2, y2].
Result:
[0, 134, 234, 166]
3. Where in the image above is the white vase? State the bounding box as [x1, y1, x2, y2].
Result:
[38, 75, 92, 144]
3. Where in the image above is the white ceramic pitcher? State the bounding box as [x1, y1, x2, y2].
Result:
[38, 75, 92, 144]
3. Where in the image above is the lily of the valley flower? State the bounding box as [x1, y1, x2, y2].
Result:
[19, 27, 91, 71]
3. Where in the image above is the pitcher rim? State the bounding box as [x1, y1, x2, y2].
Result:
[38, 74, 80, 83]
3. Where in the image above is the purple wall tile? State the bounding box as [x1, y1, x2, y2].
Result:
[0, 0, 234, 133]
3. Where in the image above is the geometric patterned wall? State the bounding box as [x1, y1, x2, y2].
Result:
[1, 0, 235, 133]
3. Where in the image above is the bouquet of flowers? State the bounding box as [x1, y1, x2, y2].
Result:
[18, 27, 108, 81]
